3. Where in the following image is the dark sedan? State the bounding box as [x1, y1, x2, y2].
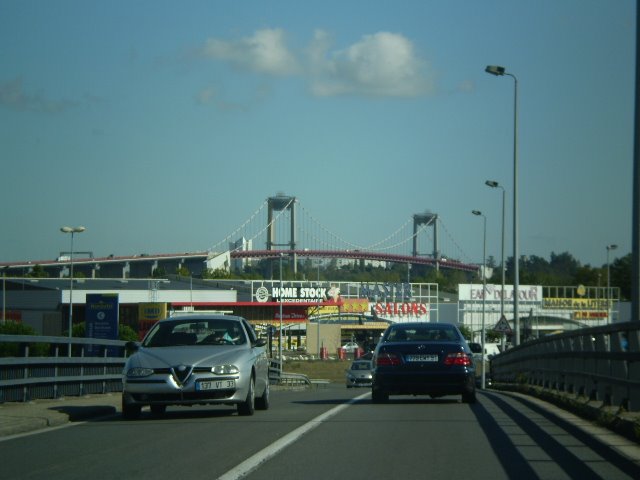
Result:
[371, 322, 476, 403]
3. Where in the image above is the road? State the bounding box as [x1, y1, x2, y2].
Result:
[1, 385, 639, 480]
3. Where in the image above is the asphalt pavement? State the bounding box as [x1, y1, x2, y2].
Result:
[0, 393, 121, 438]
[2, 387, 640, 456]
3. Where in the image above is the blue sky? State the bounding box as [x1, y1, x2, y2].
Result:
[0, 0, 635, 269]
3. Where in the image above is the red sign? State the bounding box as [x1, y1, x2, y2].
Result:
[374, 302, 428, 316]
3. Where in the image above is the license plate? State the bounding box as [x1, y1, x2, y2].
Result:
[196, 379, 236, 391]
[406, 354, 438, 362]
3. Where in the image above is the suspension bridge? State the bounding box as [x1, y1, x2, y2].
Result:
[209, 194, 478, 273]
[0, 194, 479, 276]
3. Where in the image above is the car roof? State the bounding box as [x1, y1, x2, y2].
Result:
[389, 322, 455, 329]
[162, 314, 245, 323]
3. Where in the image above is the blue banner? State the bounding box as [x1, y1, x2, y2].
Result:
[86, 293, 119, 355]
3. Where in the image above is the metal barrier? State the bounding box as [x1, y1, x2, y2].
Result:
[491, 321, 640, 411]
[268, 358, 310, 386]
[0, 337, 310, 402]
[0, 335, 126, 403]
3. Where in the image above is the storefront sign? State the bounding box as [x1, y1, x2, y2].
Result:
[359, 282, 412, 301]
[255, 284, 341, 303]
[86, 293, 119, 354]
[372, 302, 429, 320]
[459, 284, 542, 302]
[574, 311, 608, 320]
[543, 298, 611, 310]
[274, 307, 307, 321]
[138, 303, 167, 339]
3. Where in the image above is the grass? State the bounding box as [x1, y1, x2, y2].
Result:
[283, 359, 351, 382]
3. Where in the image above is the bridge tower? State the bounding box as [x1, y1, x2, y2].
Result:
[412, 212, 440, 271]
[267, 194, 297, 275]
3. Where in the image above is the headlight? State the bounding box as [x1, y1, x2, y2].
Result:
[126, 367, 154, 378]
[212, 365, 239, 375]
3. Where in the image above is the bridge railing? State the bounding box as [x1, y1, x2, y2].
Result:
[491, 321, 640, 411]
[0, 335, 127, 403]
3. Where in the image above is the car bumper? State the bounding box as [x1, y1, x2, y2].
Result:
[123, 375, 247, 406]
[346, 377, 373, 387]
[373, 370, 475, 396]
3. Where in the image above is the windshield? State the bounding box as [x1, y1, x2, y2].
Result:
[143, 319, 247, 347]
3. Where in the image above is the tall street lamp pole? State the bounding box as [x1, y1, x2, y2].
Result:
[485, 65, 520, 346]
[2, 267, 7, 325]
[485, 180, 506, 319]
[607, 244, 618, 323]
[60, 226, 85, 356]
[472, 210, 487, 389]
[279, 252, 284, 377]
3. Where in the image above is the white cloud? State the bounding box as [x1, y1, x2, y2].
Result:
[199, 28, 435, 98]
[202, 28, 299, 76]
[309, 31, 435, 97]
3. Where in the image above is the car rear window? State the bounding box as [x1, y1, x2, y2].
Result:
[387, 327, 459, 342]
[351, 361, 371, 370]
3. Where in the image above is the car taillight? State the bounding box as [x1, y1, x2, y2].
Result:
[444, 352, 472, 366]
[376, 352, 401, 366]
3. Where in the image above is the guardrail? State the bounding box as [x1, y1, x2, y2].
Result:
[491, 321, 640, 411]
[0, 335, 296, 403]
[0, 335, 127, 402]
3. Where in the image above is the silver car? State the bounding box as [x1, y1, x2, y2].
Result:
[346, 359, 373, 388]
[122, 314, 270, 419]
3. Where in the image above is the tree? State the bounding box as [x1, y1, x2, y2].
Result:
[27, 265, 49, 278]
[202, 268, 230, 279]
[152, 266, 167, 278]
[0, 321, 49, 357]
[610, 254, 632, 300]
[176, 266, 190, 277]
[458, 324, 472, 341]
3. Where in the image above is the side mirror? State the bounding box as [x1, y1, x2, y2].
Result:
[254, 338, 267, 348]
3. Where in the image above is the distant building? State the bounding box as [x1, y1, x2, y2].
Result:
[229, 237, 253, 272]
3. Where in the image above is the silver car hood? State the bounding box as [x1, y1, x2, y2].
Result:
[128, 345, 247, 368]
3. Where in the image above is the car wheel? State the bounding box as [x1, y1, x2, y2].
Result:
[255, 379, 270, 410]
[371, 387, 388, 403]
[237, 375, 255, 416]
[150, 404, 166, 416]
[462, 390, 477, 404]
[122, 396, 141, 420]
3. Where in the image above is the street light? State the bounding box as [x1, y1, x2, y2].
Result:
[606, 244, 618, 323]
[2, 266, 7, 325]
[472, 210, 487, 389]
[485, 64, 520, 346]
[60, 226, 85, 356]
[485, 180, 506, 322]
[279, 252, 284, 377]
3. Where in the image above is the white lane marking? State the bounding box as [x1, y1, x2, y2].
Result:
[218, 391, 370, 480]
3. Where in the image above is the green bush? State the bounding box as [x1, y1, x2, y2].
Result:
[0, 321, 50, 357]
[70, 322, 137, 341]
[119, 324, 138, 342]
